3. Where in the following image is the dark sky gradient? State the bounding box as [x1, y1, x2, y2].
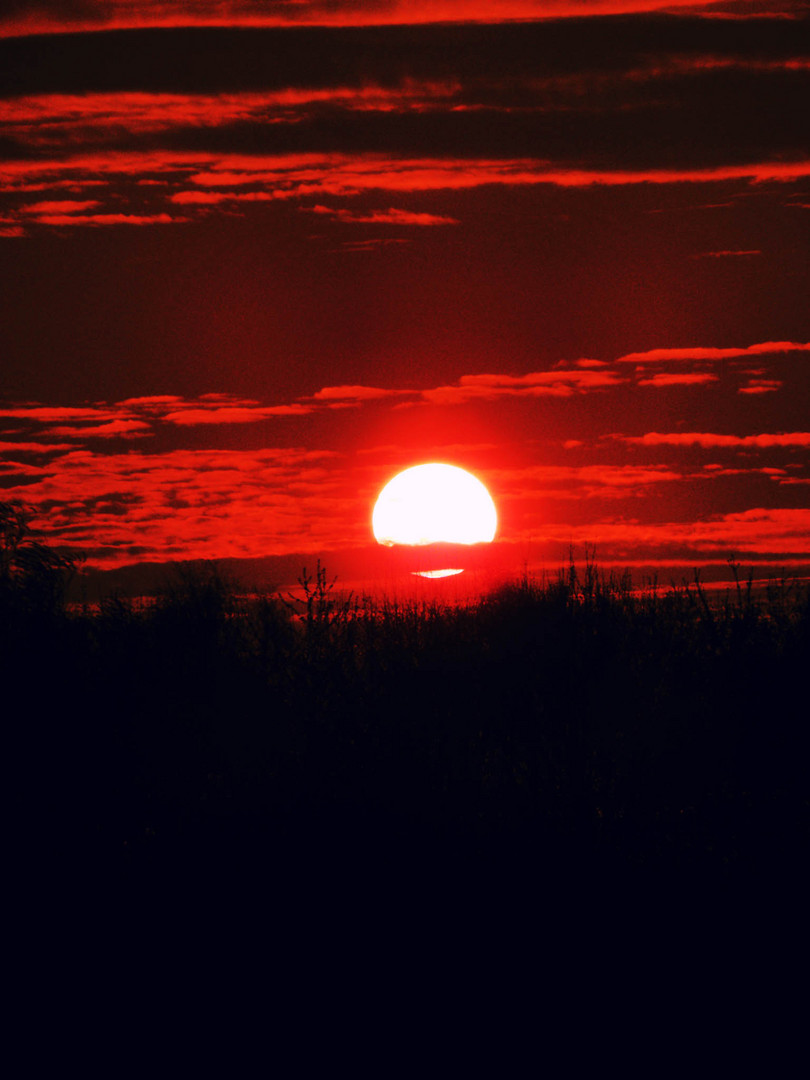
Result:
[1, 1, 808, 586]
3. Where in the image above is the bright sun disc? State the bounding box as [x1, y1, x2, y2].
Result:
[372, 463, 497, 547]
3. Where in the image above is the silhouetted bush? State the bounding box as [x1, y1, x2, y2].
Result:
[6, 551, 809, 892]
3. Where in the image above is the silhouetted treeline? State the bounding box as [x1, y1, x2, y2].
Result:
[4, 509, 809, 890]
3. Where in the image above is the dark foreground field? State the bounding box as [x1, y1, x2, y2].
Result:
[5, 538, 809, 906]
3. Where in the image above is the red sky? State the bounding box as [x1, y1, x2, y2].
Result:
[1, 1, 808, 589]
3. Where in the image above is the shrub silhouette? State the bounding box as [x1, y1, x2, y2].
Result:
[6, 550, 808, 890]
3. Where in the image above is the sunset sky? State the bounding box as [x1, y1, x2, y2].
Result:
[1, 0, 808, 590]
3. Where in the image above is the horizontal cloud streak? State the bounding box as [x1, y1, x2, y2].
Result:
[636, 372, 720, 387]
[3, 150, 810, 232]
[621, 431, 810, 447]
[616, 341, 810, 364]
[163, 404, 313, 424]
[305, 204, 459, 226]
[1, 3, 790, 40]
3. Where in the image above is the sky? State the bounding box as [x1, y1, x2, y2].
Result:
[1, 0, 809, 591]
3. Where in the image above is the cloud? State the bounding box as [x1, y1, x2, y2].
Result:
[496, 462, 686, 493]
[620, 431, 810, 448]
[312, 385, 408, 402]
[307, 371, 623, 409]
[637, 372, 720, 387]
[22, 199, 101, 214]
[690, 249, 762, 258]
[4, 386, 808, 569]
[0, 404, 127, 421]
[1, 443, 360, 567]
[418, 368, 623, 404]
[188, 157, 810, 196]
[517, 508, 810, 561]
[738, 378, 783, 394]
[119, 394, 185, 407]
[0, 2, 778, 40]
[30, 212, 178, 227]
[0, 86, 463, 147]
[162, 403, 313, 424]
[0, 440, 76, 453]
[44, 419, 153, 438]
[337, 237, 411, 251]
[5, 149, 810, 233]
[0, 394, 314, 436]
[305, 204, 459, 225]
[169, 189, 281, 205]
[614, 341, 810, 364]
[1, 15, 807, 245]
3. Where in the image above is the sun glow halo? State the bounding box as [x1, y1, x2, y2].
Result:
[372, 463, 497, 547]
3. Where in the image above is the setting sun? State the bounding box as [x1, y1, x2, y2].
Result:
[372, 463, 498, 547]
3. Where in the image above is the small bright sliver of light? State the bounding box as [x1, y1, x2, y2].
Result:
[372, 463, 497, 547]
[412, 568, 465, 579]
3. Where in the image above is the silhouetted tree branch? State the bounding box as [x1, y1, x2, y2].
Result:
[0, 500, 81, 615]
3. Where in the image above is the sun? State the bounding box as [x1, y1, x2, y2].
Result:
[372, 463, 497, 547]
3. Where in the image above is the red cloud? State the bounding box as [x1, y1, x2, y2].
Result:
[191, 157, 810, 196]
[6, 150, 810, 233]
[31, 212, 177, 226]
[306, 205, 459, 225]
[312, 385, 407, 402]
[2, 87, 463, 148]
[691, 250, 762, 259]
[637, 372, 720, 387]
[1, 395, 320, 439]
[622, 432, 810, 448]
[119, 395, 185, 407]
[1, 444, 358, 568]
[615, 341, 810, 364]
[170, 190, 281, 205]
[44, 420, 153, 438]
[22, 199, 101, 214]
[518, 508, 810, 560]
[0, 441, 75, 453]
[739, 379, 783, 394]
[162, 404, 313, 425]
[0, 2, 740, 39]
[419, 368, 622, 403]
[0, 405, 126, 421]
[494, 462, 685, 492]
